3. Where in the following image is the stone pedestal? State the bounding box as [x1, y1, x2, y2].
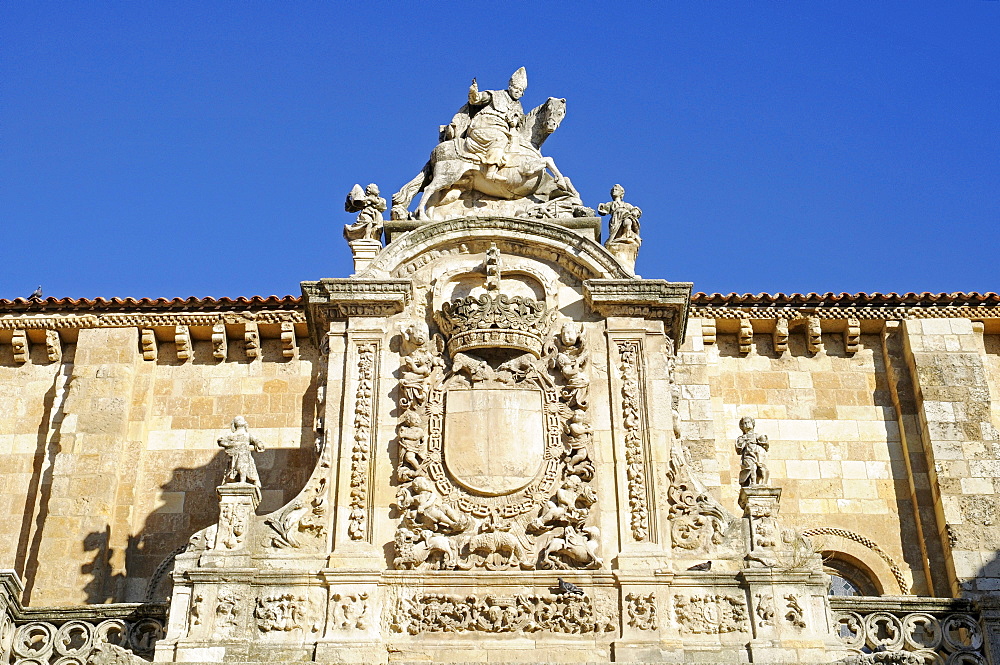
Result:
[606, 239, 640, 274]
[740, 486, 782, 568]
[201, 484, 260, 565]
[348, 239, 383, 274]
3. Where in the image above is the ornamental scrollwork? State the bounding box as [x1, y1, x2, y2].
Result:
[625, 593, 657, 631]
[673, 594, 749, 634]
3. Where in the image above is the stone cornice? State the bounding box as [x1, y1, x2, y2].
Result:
[300, 278, 413, 345]
[584, 279, 693, 343]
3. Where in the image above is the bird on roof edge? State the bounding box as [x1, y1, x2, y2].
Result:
[28, 285, 43, 301]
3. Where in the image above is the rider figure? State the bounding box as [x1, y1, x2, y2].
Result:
[462, 67, 527, 180]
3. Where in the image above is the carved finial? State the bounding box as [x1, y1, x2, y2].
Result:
[736, 417, 770, 488]
[597, 184, 642, 272]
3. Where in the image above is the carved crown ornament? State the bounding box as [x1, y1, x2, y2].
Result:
[437, 292, 552, 358]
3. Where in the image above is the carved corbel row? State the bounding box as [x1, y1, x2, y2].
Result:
[11, 329, 28, 363]
[844, 318, 861, 355]
[701, 318, 717, 346]
[135, 322, 299, 361]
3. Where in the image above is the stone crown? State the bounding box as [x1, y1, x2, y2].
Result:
[438, 292, 550, 358]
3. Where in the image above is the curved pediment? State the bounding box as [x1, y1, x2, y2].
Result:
[357, 216, 632, 282]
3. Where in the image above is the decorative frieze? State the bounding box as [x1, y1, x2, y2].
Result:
[254, 594, 305, 633]
[390, 593, 615, 635]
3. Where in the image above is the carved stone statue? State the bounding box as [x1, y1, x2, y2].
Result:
[736, 416, 770, 487]
[218, 416, 265, 488]
[598, 184, 642, 271]
[344, 183, 386, 241]
[391, 68, 589, 220]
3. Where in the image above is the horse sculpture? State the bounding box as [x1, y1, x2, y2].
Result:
[392, 97, 579, 220]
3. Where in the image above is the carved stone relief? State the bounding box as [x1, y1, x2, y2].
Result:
[390, 593, 615, 635]
[348, 343, 378, 541]
[665, 446, 729, 551]
[390, 252, 602, 571]
[330, 592, 369, 631]
[616, 340, 649, 541]
[255, 594, 305, 633]
[624, 593, 657, 631]
[673, 594, 749, 634]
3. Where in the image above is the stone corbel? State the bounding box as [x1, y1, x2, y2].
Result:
[701, 318, 717, 346]
[44, 329, 61, 363]
[738, 318, 753, 356]
[11, 329, 28, 364]
[212, 322, 227, 360]
[843, 318, 861, 355]
[175, 325, 192, 361]
[772, 319, 789, 355]
[141, 328, 158, 361]
[805, 317, 823, 354]
[245, 322, 260, 359]
[280, 322, 296, 359]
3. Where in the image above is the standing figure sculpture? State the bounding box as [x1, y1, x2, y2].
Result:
[218, 416, 266, 488]
[344, 183, 386, 242]
[598, 184, 643, 271]
[736, 416, 770, 487]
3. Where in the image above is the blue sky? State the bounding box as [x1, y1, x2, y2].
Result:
[2, 2, 998, 299]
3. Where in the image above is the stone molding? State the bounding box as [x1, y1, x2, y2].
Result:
[300, 278, 411, 345]
[358, 216, 631, 281]
[584, 279, 692, 342]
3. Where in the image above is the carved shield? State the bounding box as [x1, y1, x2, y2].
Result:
[444, 388, 545, 496]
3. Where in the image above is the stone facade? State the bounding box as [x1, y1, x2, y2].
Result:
[2, 71, 1000, 665]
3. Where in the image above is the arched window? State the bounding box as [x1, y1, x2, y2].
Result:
[823, 552, 880, 596]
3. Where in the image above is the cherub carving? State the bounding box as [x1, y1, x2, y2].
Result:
[399, 324, 444, 409]
[396, 476, 468, 534]
[344, 183, 386, 241]
[563, 410, 595, 481]
[397, 409, 426, 482]
[549, 323, 590, 409]
[529, 474, 597, 534]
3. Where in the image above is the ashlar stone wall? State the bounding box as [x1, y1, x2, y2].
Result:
[0, 321, 319, 606]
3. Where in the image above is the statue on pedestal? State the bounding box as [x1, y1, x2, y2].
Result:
[344, 183, 386, 242]
[218, 416, 266, 489]
[598, 184, 642, 271]
[736, 416, 770, 487]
